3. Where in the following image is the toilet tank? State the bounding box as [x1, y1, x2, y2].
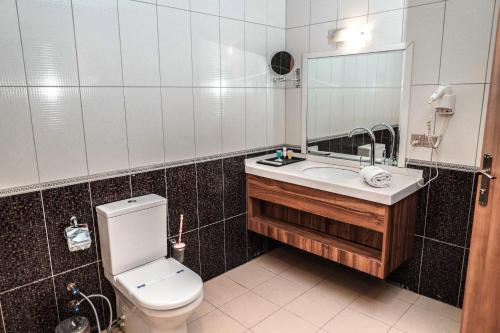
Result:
[96, 194, 167, 276]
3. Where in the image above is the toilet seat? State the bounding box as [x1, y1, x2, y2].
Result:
[115, 258, 203, 311]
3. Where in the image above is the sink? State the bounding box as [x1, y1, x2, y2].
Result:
[302, 167, 359, 181]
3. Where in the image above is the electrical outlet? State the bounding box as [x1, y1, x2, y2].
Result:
[411, 134, 440, 148]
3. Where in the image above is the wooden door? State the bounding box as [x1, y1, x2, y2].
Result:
[460, 14, 500, 333]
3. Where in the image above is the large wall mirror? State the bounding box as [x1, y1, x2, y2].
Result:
[301, 44, 413, 168]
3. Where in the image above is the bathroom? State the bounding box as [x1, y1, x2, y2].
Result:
[0, 0, 498, 332]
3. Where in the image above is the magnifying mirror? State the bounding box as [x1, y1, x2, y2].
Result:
[270, 51, 295, 75]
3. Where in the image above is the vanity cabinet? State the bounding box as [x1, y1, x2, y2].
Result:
[246, 174, 417, 278]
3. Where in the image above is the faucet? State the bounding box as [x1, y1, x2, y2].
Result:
[371, 123, 396, 165]
[348, 126, 376, 166]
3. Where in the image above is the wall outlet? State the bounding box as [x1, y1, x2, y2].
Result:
[410, 134, 440, 148]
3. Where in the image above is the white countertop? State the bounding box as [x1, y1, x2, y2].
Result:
[245, 155, 424, 205]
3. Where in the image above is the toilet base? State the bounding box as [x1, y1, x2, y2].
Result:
[115, 289, 203, 333]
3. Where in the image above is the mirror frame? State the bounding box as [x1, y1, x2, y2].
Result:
[300, 43, 414, 168]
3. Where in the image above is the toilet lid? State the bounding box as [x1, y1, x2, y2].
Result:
[116, 258, 203, 311]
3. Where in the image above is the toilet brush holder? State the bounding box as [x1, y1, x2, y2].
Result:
[172, 242, 186, 263]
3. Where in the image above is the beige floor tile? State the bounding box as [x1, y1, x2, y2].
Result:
[220, 291, 279, 328]
[413, 295, 462, 322]
[364, 282, 420, 304]
[349, 295, 411, 325]
[280, 266, 325, 288]
[252, 309, 319, 333]
[395, 305, 460, 333]
[388, 328, 405, 333]
[322, 308, 390, 333]
[188, 309, 246, 333]
[204, 275, 247, 307]
[253, 252, 292, 274]
[309, 278, 361, 305]
[225, 262, 276, 289]
[253, 275, 309, 306]
[188, 300, 216, 323]
[285, 287, 346, 326]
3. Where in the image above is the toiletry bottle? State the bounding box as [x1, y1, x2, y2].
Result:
[283, 147, 288, 159]
[287, 150, 294, 160]
[276, 150, 283, 160]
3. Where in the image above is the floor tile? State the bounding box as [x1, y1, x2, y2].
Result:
[349, 295, 411, 325]
[253, 252, 291, 274]
[388, 328, 405, 333]
[188, 300, 216, 323]
[225, 261, 276, 289]
[252, 309, 318, 333]
[322, 308, 390, 333]
[253, 275, 309, 306]
[188, 309, 246, 333]
[204, 275, 247, 307]
[413, 295, 462, 322]
[309, 278, 361, 305]
[364, 281, 420, 303]
[220, 291, 279, 328]
[280, 266, 325, 289]
[285, 287, 346, 327]
[395, 306, 460, 333]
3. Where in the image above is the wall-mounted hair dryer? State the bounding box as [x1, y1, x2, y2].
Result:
[429, 85, 456, 115]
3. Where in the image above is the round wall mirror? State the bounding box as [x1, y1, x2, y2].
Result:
[270, 51, 295, 75]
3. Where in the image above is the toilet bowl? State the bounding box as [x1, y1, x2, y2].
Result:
[96, 195, 204, 333]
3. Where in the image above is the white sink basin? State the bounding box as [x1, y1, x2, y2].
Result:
[302, 167, 359, 181]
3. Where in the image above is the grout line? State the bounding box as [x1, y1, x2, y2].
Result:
[155, 0, 168, 167]
[39, 190, 60, 322]
[0, 301, 6, 333]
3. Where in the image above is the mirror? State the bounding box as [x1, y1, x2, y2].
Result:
[302, 45, 412, 167]
[271, 51, 295, 75]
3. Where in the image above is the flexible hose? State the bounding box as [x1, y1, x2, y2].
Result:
[85, 294, 113, 332]
[78, 292, 102, 333]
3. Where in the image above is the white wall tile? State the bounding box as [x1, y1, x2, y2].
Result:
[285, 88, 302, 145]
[118, 0, 160, 86]
[267, 88, 286, 145]
[486, 1, 499, 83]
[267, 27, 286, 86]
[246, 0, 267, 25]
[367, 9, 404, 46]
[436, 84, 485, 166]
[309, 21, 337, 52]
[29, 87, 88, 182]
[220, 0, 244, 20]
[338, 0, 368, 19]
[285, 26, 309, 71]
[124, 88, 164, 168]
[158, 6, 192, 86]
[404, 2, 445, 85]
[18, 0, 78, 86]
[191, 0, 219, 15]
[221, 88, 246, 153]
[287, 0, 311, 28]
[162, 88, 196, 162]
[73, 0, 122, 86]
[245, 23, 268, 87]
[246, 88, 268, 149]
[476, 84, 489, 166]
[310, 0, 338, 24]
[157, 0, 190, 10]
[405, 0, 442, 7]
[0, 88, 38, 189]
[268, 0, 287, 28]
[369, 0, 404, 13]
[0, 0, 26, 86]
[221, 18, 245, 87]
[406, 85, 435, 162]
[193, 88, 222, 157]
[439, 0, 495, 84]
[192, 13, 221, 87]
[81, 87, 129, 174]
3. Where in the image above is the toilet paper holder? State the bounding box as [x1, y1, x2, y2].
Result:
[64, 216, 92, 252]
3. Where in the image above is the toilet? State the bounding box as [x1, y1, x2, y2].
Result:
[96, 194, 203, 333]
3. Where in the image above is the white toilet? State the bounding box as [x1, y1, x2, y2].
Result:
[96, 194, 203, 333]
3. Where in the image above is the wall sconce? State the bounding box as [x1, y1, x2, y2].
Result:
[328, 25, 370, 49]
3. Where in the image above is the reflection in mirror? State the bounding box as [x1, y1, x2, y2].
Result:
[270, 51, 295, 75]
[306, 49, 404, 166]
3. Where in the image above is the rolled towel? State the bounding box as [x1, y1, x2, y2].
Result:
[359, 165, 392, 188]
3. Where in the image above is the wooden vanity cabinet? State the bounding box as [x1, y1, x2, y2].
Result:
[246, 174, 418, 278]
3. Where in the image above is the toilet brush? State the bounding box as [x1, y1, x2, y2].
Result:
[172, 214, 186, 263]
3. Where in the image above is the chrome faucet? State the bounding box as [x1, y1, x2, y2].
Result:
[348, 126, 376, 166]
[371, 123, 395, 165]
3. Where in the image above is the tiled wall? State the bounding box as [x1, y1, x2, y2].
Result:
[0, 0, 287, 191]
[285, 0, 498, 167]
[0, 151, 271, 333]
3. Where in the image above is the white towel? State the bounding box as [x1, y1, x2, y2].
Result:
[359, 165, 392, 188]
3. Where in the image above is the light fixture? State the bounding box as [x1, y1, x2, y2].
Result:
[328, 25, 370, 49]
